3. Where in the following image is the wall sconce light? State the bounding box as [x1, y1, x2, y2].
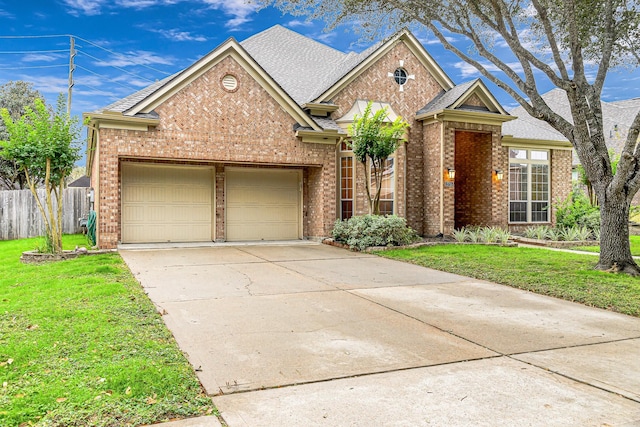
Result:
[495, 169, 504, 181]
[447, 168, 456, 180]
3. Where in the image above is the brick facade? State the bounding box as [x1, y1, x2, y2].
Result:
[89, 33, 573, 248]
[94, 56, 336, 247]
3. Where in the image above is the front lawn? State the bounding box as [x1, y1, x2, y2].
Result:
[572, 235, 640, 256]
[380, 244, 640, 317]
[0, 236, 214, 427]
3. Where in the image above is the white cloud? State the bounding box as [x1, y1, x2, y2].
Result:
[62, 0, 259, 29]
[149, 28, 208, 42]
[453, 61, 524, 79]
[22, 53, 67, 63]
[201, 0, 258, 29]
[111, 74, 155, 87]
[62, 0, 104, 16]
[116, 0, 182, 8]
[95, 50, 175, 67]
[19, 75, 69, 94]
[419, 36, 456, 46]
[287, 20, 314, 28]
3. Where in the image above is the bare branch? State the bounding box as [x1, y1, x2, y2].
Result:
[531, 0, 569, 80]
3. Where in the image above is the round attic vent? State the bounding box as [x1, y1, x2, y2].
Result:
[221, 74, 238, 92]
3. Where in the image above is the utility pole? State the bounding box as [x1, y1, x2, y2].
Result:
[67, 36, 75, 116]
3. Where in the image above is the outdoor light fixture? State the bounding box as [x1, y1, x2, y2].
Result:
[447, 168, 456, 180]
[495, 169, 504, 181]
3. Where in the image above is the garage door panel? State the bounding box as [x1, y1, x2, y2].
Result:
[121, 164, 213, 243]
[226, 169, 301, 241]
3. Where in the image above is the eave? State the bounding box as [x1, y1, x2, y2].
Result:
[417, 109, 516, 126]
[302, 102, 339, 117]
[295, 128, 342, 144]
[501, 135, 573, 150]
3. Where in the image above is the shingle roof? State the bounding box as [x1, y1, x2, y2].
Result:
[505, 89, 640, 155]
[94, 74, 177, 114]
[416, 80, 478, 116]
[240, 25, 380, 105]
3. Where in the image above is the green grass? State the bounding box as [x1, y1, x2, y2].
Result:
[572, 235, 640, 255]
[380, 244, 640, 317]
[0, 235, 214, 427]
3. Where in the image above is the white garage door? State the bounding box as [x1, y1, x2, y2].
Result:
[226, 168, 301, 241]
[121, 163, 213, 243]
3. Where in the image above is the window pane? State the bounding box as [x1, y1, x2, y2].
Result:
[509, 149, 527, 159]
[379, 158, 394, 200]
[379, 201, 394, 216]
[531, 164, 549, 202]
[509, 163, 527, 201]
[340, 157, 353, 219]
[341, 201, 353, 220]
[531, 202, 549, 222]
[510, 202, 527, 222]
[531, 150, 548, 160]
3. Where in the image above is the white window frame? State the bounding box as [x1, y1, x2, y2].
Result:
[368, 155, 396, 216]
[339, 142, 354, 220]
[508, 149, 550, 223]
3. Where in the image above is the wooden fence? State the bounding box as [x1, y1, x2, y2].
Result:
[0, 188, 91, 240]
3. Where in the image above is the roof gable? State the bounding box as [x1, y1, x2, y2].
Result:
[98, 37, 321, 131]
[416, 79, 508, 118]
[313, 30, 455, 103]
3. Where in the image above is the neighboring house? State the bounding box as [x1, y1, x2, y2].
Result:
[84, 25, 573, 249]
[67, 175, 90, 188]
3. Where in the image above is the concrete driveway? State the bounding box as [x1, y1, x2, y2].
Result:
[121, 243, 640, 426]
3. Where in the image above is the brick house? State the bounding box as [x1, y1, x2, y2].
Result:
[85, 25, 573, 248]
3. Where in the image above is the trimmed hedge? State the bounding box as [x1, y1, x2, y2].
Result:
[332, 215, 420, 250]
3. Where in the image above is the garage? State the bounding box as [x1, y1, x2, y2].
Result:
[121, 163, 214, 243]
[226, 168, 302, 241]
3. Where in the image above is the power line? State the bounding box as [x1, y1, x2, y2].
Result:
[0, 34, 71, 39]
[75, 64, 140, 91]
[0, 49, 69, 54]
[72, 35, 172, 76]
[0, 64, 67, 70]
[76, 49, 155, 83]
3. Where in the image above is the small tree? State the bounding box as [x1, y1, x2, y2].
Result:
[0, 94, 82, 253]
[349, 101, 409, 214]
[0, 81, 44, 189]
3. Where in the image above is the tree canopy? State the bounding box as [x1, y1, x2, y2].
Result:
[0, 81, 43, 189]
[0, 94, 82, 253]
[266, 0, 640, 274]
[349, 101, 409, 215]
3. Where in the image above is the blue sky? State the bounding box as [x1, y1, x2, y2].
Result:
[1, 0, 639, 124]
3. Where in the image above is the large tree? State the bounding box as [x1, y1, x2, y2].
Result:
[267, 0, 640, 274]
[0, 95, 82, 254]
[0, 81, 44, 190]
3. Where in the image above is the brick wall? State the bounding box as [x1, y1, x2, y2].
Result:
[95, 55, 336, 248]
[331, 41, 445, 229]
[454, 131, 492, 228]
[441, 121, 506, 234]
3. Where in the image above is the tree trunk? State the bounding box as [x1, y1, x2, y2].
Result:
[596, 192, 640, 275]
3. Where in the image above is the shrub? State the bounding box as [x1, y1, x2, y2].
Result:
[495, 228, 512, 244]
[555, 190, 599, 232]
[523, 225, 550, 240]
[479, 227, 500, 243]
[546, 228, 562, 241]
[452, 227, 469, 242]
[332, 215, 420, 250]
